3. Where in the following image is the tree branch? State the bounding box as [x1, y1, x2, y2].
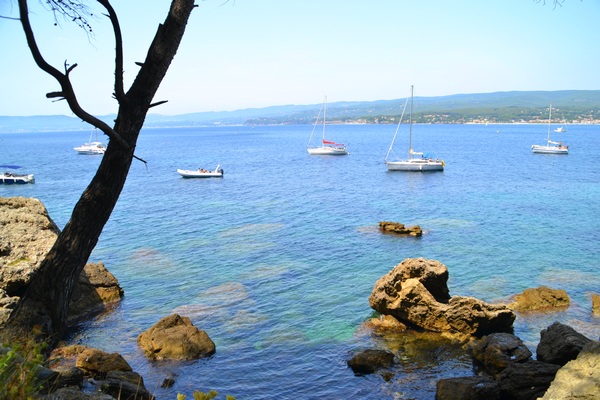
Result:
[96, 0, 126, 102]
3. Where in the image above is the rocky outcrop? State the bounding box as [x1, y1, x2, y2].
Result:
[468, 333, 532, 377]
[536, 322, 593, 366]
[137, 314, 216, 360]
[0, 197, 60, 324]
[347, 349, 395, 375]
[508, 286, 570, 312]
[369, 258, 515, 336]
[541, 340, 600, 400]
[378, 221, 423, 236]
[592, 293, 600, 315]
[0, 196, 123, 327]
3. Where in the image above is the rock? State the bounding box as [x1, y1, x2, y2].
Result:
[40, 387, 115, 399]
[468, 333, 532, 377]
[378, 221, 422, 236]
[363, 314, 408, 334]
[0, 196, 123, 328]
[137, 314, 216, 360]
[508, 286, 570, 312]
[369, 258, 515, 335]
[541, 340, 600, 400]
[591, 293, 600, 315]
[347, 349, 394, 375]
[49, 366, 85, 390]
[497, 360, 561, 400]
[75, 348, 132, 375]
[97, 370, 153, 400]
[536, 322, 592, 366]
[67, 262, 124, 324]
[435, 376, 500, 400]
[0, 197, 60, 324]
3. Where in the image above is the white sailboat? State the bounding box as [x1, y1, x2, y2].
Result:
[307, 96, 348, 155]
[531, 105, 568, 154]
[74, 129, 106, 155]
[385, 85, 444, 171]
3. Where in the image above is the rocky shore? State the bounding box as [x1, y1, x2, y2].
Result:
[1, 196, 599, 399]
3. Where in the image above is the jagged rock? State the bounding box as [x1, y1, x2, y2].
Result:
[536, 322, 592, 366]
[541, 341, 600, 400]
[0, 196, 123, 328]
[508, 286, 570, 312]
[75, 348, 132, 375]
[363, 314, 408, 334]
[378, 221, 423, 236]
[468, 332, 532, 377]
[435, 376, 500, 400]
[49, 366, 85, 390]
[369, 258, 515, 335]
[347, 349, 394, 375]
[137, 314, 216, 360]
[591, 293, 600, 315]
[497, 360, 560, 400]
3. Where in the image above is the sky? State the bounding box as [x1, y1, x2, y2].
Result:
[0, 0, 599, 116]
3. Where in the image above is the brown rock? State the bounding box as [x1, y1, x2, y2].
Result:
[137, 314, 215, 360]
[369, 258, 515, 335]
[379, 221, 423, 236]
[541, 341, 600, 400]
[508, 286, 570, 312]
[591, 293, 600, 315]
[75, 348, 132, 375]
[347, 349, 394, 375]
[436, 376, 500, 400]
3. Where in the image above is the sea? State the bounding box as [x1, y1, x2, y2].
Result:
[1, 123, 599, 399]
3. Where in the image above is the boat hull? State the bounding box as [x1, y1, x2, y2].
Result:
[531, 145, 568, 154]
[386, 160, 444, 172]
[177, 169, 223, 178]
[0, 173, 35, 184]
[307, 146, 349, 155]
[74, 142, 106, 155]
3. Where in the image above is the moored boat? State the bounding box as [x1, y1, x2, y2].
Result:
[177, 164, 224, 178]
[0, 165, 34, 184]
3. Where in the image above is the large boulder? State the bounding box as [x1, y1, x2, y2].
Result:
[137, 314, 215, 360]
[536, 322, 593, 366]
[508, 286, 570, 312]
[468, 333, 532, 377]
[369, 258, 515, 336]
[0, 196, 123, 327]
[75, 348, 133, 375]
[541, 340, 600, 400]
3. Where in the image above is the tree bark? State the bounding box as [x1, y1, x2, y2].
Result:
[3, 0, 196, 344]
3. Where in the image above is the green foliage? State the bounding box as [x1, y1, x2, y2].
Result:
[177, 390, 236, 400]
[0, 340, 46, 400]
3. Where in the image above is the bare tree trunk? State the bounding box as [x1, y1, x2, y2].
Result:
[3, 0, 196, 344]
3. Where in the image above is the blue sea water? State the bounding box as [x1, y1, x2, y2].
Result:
[1, 123, 599, 399]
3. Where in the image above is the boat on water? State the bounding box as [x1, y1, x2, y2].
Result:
[74, 130, 106, 155]
[307, 96, 348, 155]
[177, 164, 224, 178]
[531, 105, 569, 154]
[554, 126, 567, 133]
[0, 165, 34, 184]
[385, 86, 444, 172]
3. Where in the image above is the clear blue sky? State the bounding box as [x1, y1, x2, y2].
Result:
[1, 0, 598, 116]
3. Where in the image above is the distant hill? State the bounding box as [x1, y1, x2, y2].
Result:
[1, 90, 599, 133]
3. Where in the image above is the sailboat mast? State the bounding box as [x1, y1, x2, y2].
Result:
[322, 96, 327, 142]
[408, 85, 414, 156]
[547, 104, 552, 142]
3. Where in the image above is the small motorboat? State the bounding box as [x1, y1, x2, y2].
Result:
[0, 165, 35, 184]
[177, 164, 224, 178]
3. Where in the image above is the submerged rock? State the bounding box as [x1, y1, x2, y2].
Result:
[436, 376, 500, 400]
[508, 286, 570, 312]
[347, 349, 394, 375]
[468, 332, 532, 377]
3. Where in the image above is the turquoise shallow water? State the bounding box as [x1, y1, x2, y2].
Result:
[1, 123, 599, 399]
